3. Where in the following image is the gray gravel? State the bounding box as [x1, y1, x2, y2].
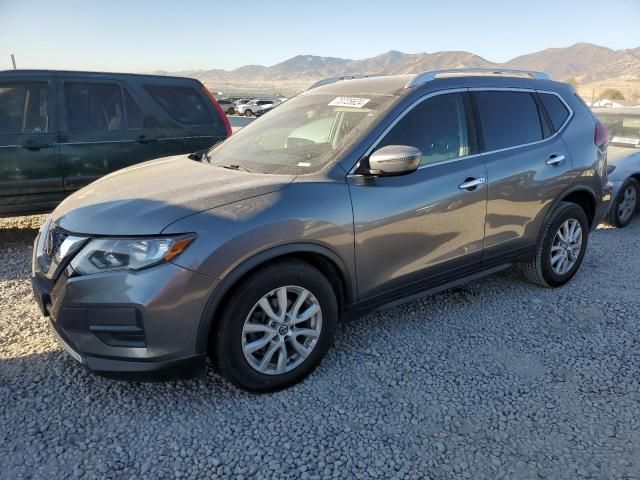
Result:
[1, 214, 639, 479]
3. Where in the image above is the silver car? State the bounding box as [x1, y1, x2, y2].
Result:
[592, 107, 640, 227]
[235, 99, 276, 117]
[32, 69, 611, 391]
[215, 98, 236, 115]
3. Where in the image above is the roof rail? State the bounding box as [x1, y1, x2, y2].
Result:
[307, 74, 375, 91]
[405, 68, 550, 88]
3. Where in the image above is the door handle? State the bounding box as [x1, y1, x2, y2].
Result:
[459, 177, 486, 191]
[21, 142, 53, 150]
[546, 154, 566, 166]
[136, 136, 159, 144]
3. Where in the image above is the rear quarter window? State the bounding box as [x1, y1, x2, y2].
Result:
[474, 91, 543, 151]
[539, 93, 570, 131]
[145, 85, 213, 125]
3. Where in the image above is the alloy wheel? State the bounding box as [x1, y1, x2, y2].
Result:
[617, 185, 637, 223]
[550, 219, 583, 275]
[242, 286, 322, 375]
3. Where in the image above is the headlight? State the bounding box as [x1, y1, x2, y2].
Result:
[69, 235, 195, 276]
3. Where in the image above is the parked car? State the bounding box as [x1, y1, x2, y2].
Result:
[0, 69, 231, 216]
[233, 98, 252, 105]
[593, 107, 640, 227]
[215, 98, 236, 115]
[32, 69, 611, 392]
[235, 99, 276, 117]
[254, 105, 276, 117]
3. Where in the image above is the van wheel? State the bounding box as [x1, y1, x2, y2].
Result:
[244, 110, 253, 117]
[521, 202, 589, 288]
[606, 178, 639, 228]
[211, 260, 337, 392]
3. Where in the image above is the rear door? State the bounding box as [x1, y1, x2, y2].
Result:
[0, 78, 62, 213]
[471, 89, 573, 257]
[143, 82, 228, 155]
[58, 77, 164, 192]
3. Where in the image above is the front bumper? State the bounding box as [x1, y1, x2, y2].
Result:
[32, 259, 217, 375]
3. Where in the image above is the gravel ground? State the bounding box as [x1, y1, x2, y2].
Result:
[1, 214, 639, 479]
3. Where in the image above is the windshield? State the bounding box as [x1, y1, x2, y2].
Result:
[206, 92, 398, 174]
[598, 112, 640, 148]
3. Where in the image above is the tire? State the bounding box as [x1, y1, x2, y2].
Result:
[244, 109, 253, 117]
[521, 202, 589, 288]
[212, 260, 338, 392]
[606, 178, 639, 228]
[226, 108, 235, 115]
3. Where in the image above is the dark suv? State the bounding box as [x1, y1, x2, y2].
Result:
[32, 69, 611, 392]
[0, 70, 231, 216]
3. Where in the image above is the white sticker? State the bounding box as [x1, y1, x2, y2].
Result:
[328, 97, 370, 108]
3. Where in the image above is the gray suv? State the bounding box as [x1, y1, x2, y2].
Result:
[32, 69, 611, 392]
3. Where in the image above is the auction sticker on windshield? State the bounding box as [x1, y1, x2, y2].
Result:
[328, 97, 370, 108]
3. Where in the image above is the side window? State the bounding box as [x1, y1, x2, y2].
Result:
[64, 83, 142, 132]
[474, 91, 543, 151]
[377, 93, 470, 166]
[0, 83, 48, 134]
[539, 93, 570, 131]
[144, 85, 213, 125]
[124, 89, 143, 129]
[65, 83, 125, 132]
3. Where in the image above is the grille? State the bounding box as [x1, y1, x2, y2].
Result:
[43, 225, 69, 261]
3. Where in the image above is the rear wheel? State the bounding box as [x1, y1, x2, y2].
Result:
[607, 178, 639, 228]
[212, 260, 337, 392]
[244, 109, 253, 117]
[522, 202, 589, 287]
[226, 107, 235, 115]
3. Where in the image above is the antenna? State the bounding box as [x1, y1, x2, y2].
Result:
[10, 54, 17, 69]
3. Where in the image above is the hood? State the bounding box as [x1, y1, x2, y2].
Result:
[52, 155, 295, 235]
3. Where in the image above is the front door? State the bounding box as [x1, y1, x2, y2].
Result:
[0, 79, 62, 213]
[348, 91, 488, 301]
[58, 79, 164, 193]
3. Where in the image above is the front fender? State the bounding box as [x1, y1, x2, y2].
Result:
[162, 182, 356, 352]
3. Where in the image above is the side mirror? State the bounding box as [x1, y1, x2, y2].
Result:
[367, 145, 421, 176]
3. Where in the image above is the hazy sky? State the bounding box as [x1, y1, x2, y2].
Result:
[1, 0, 639, 72]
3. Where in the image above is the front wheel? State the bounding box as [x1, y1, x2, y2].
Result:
[212, 260, 338, 392]
[606, 178, 639, 228]
[244, 109, 253, 117]
[521, 202, 589, 288]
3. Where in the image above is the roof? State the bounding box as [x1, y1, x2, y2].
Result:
[0, 69, 194, 82]
[304, 72, 566, 97]
[304, 75, 413, 96]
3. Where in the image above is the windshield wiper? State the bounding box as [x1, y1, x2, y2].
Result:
[188, 140, 225, 162]
[216, 163, 253, 173]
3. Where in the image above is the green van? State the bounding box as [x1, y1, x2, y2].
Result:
[0, 70, 231, 216]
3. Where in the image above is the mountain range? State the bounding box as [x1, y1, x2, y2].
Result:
[157, 43, 640, 99]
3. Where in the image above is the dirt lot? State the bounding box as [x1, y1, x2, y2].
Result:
[1, 215, 639, 479]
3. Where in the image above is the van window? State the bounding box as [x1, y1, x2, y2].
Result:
[124, 89, 143, 129]
[0, 83, 48, 134]
[144, 85, 213, 125]
[474, 91, 543, 151]
[539, 93, 570, 131]
[377, 92, 470, 166]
